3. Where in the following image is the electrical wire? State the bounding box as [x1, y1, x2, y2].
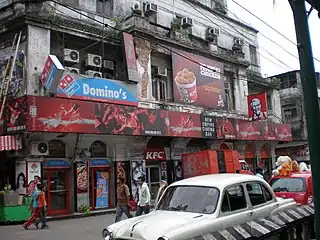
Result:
[47, 0, 290, 83]
[183, 0, 295, 70]
[230, 0, 320, 64]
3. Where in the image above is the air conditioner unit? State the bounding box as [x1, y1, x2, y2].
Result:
[153, 66, 168, 77]
[30, 141, 49, 156]
[206, 28, 220, 42]
[85, 70, 103, 78]
[144, 3, 157, 14]
[132, 3, 142, 15]
[85, 54, 102, 67]
[234, 38, 244, 46]
[66, 67, 80, 74]
[181, 17, 193, 28]
[64, 49, 79, 63]
[103, 60, 115, 70]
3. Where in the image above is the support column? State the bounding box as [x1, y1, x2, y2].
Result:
[289, 1, 320, 237]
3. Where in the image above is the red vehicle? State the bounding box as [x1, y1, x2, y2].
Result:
[181, 150, 253, 179]
[269, 171, 313, 205]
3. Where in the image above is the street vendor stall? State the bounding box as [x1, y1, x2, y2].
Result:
[0, 186, 31, 223]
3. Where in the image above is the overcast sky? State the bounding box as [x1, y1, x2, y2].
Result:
[228, 0, 320, 77]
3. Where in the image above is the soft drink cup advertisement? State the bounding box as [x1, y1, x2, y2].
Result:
[95, 172, 109, 208]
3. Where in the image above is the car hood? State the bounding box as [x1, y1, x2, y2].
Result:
[109, 210, 208, 240]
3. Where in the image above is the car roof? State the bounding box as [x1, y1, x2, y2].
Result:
[170, 174, 265, 189]
[270, 172, 312, 179]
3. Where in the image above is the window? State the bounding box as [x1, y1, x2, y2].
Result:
[89, 141, 106, 157]
[246, 182, 273, 206]
[249, 45, 258, 65]
[221, 185, 247, 212]
[267, 94, 272, 111]
[280, 74, 297, 89]
[152, 78, 168, 101]
[269, 177, 306, 193]
[224, 78, 234, 110]
[284, 108, 298, 118]
[157, 186, 220, 214]
[48, 140, 66, 158]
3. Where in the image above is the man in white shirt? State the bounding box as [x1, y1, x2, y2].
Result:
[136, 176, 151, 217]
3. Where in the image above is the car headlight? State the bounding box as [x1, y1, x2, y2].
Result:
[102, 228, 113, 240]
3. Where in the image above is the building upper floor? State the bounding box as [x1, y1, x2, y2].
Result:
[0, 0, 283, 124]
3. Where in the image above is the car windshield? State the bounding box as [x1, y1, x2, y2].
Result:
[156, 185, 220, 214]
[269, 177, 306, 193]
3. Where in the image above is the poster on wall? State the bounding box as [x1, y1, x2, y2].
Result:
[95, 171, 109, 208]
[131, 151, 146, 198]
[247, 93, 268, 121]
[27, 161, 41, 193]
[172, 51, 225, 109]
[15, 161, 27, 195]
[76, 162, 88, 193]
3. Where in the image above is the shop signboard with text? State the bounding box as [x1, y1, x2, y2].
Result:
[95, 171, 109, 208]
[26, 96, 292, 141]
[56, 73, 138, 106]
[166, 111, 202, 138]
[172, 51, 225, 109]
[144, 148, 170, 161]
[200, 115, 217, 138]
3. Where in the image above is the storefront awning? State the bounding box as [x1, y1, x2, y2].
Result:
[0, 135, 22, 151]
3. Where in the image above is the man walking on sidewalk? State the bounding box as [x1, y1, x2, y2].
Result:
[35, 184, 49, 229]
[23, 184, 41, 230]
[115, 177, 133, 222]
[136, 176, 150, 217]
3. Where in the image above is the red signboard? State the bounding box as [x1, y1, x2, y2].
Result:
[144, 149, 167, 161]
[1, 96, 28, 134]
[247, 93, 268, 121]
[216, 117, 237, 139]
[237, 120, 261, 140]
[26, 96, 292, 141]
[166, 111, 202, 138]
[172, 51, 225, 109]
[274, 124, 292, 141]
[123, 33, 139, 83]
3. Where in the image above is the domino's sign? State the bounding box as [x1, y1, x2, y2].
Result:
[56, 73, 138, 106]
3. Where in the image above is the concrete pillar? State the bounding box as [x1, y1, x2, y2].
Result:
[26, 25, 50, 96]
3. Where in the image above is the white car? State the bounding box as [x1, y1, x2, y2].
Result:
[102, 174, 296, 240]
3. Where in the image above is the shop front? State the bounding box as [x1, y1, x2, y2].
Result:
[258, 144, 272, 180]
[89, 159, 111, 210]
[43, 159, 71, 216]
[244, 144, 255, 172]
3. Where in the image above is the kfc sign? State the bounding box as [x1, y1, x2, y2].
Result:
[144, 149, 168, 160]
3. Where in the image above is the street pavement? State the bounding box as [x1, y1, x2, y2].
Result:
[0, 213, 123, 240]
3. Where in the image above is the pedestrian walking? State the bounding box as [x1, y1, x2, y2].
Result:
[115, 177, 133, 222]
[23, 184, 41, 230]
[35, 184, 49, 229]
[135, 176, 150, 217]
[155, 180, 168, 205]
[255, 167, 264, 179]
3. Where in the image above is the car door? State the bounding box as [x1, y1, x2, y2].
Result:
[218, 184, 251, 230]
[245, 181, 277, 220]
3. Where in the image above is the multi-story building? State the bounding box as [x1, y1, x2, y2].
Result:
[273, 70, 320, 162]
[0, 0, 291, 216]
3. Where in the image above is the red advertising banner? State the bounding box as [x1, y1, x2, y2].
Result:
[1, 96, 28, 134]
[166, 111, 202, 138]
[123, 33, 140, 83]
[172, 51, 225, 109]
[216, 117, 237, 139]
[274, 123, 292, 141]
[237, 120, 261, 140]
[260, 121, 276, 141]
[26, 96, 292, 141]
[247, 93, 268, 121]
